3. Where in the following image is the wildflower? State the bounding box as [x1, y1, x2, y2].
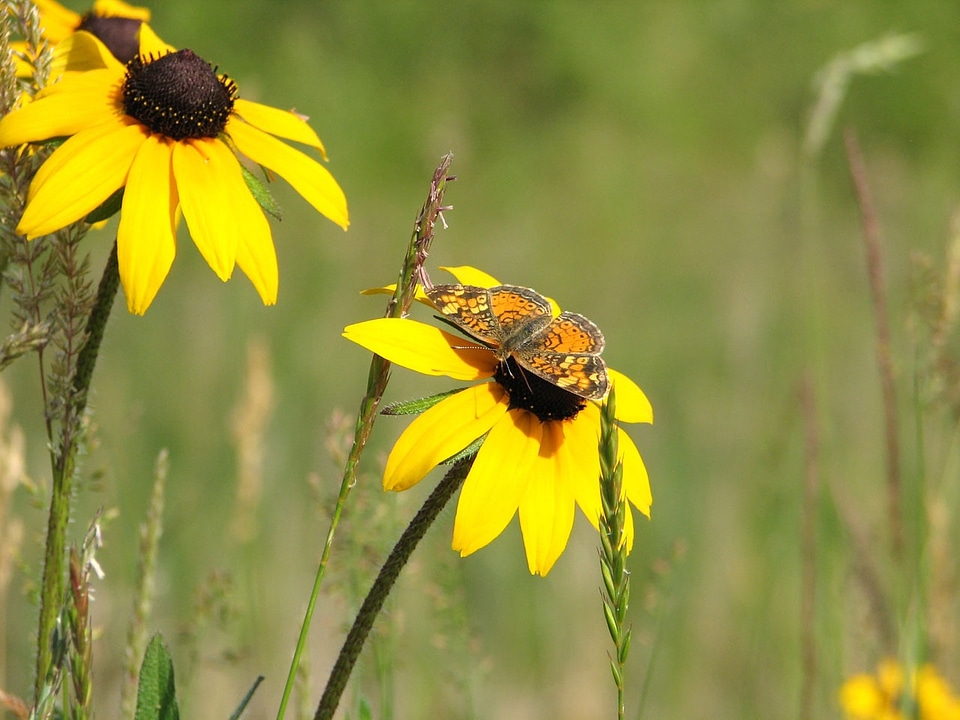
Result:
[0, 28, 348, 314]
[840, 659, 960, 720]
[343, 267, 652, 575]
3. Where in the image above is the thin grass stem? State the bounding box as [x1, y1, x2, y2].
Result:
[843, 128, 903, 562]
[276, 155, 454, 720]
[120, 449, 169, 720]
[313, 456, 472, 720]
[799, 374, 819, 720]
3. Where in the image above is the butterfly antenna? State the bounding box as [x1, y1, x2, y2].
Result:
[506, 359, 535, 394]
[433, 315, 496, 352]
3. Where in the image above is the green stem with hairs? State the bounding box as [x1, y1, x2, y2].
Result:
[35, 240, 119, 697]
[598, 386, 631, 720]
[276, 155, 454, 720]
[314, 457, 472, 720]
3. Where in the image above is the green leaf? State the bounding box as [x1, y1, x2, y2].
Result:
[41, 136, 67, 151]
[85, 187, 124, 224]
[600, 561, 616, 600]
[620, 580, 631, 615]
[381, 388, 464, 415]
[241, 163, 282, 221]
[134, 634, 180, 720]
[439, 431, 487, 466]
[599, 529, 614, 556]
[618, 625, 633, 665]
[358, 698, 373, 720]
[609, 657, 622, 687]
[228, 676, 264, 720]
[603, 602, 619, 643]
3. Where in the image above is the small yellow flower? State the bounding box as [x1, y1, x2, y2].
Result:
[344, 266, 653, 576]
[839, 670, 902, 720]
[840, 659, 960, 720]
[0, 28, 349, 314]
[918, 665, 960, 720]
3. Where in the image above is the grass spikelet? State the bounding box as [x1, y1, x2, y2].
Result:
[598, 385, 632, 720]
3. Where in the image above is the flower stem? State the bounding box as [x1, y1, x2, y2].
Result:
[598, 386, 631, 720]
[72, 241, 121, 406]
[35, 240, 119, 697]
[313, 457, 472, 720]
[276, 156, 454, 720]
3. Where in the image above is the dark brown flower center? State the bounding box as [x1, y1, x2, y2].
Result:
[494, 357, 586, 422]
[77, 14, 142, 63]
[122, 49, 237, 140]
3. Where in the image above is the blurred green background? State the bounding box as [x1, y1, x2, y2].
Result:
[4, 1, 960, 718]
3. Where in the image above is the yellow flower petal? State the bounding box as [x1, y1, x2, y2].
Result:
[226, 116, 348, 229]
[118, 136, 178, 315]
[12, 43, 32, 78]
[564, 404, 644, 551]
[212, 141, 275, 302]
[620, 427, 652, 518]
[137, 23, 174, 56]
[233, 99, 327, 156]
[916, 667, 954, 715]
[622, 501, 635, 552]
[384, 383, 507, 491]
[235, 219, 279, 306]
[518, 421, 576, 575]
[93, 0, 151, 21]
[453, 410, 541, 557]
[440, 266, 501, 288]
[360, 283, 430, 303]
[609, 368, 653, 424]
[839, 675, 885, 718]
[877, 659, 905, 698]
[0, 70, 121, 145]
[18, 118, 143, 238]
[364, 265, 500, 303]
[53, 31, 124, 74]
[343, 318, 497, 380]
[34, 0, 81, 42]
[172, 138, 247, 281]
[565, 404, 603, 530]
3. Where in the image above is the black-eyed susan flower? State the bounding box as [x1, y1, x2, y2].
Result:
[12, 0, 150, 74]
[0, 27, 348, 314]
[344, 267, 652, 576]
[839, 659, 960, 720]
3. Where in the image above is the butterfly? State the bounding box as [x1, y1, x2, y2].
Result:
[425, 284, 609, 400]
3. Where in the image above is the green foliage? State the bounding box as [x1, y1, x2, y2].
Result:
[381, 388, 464, 415]
[134, 635, 180, 720]
[354, 698, 373, 720]
[598, 388, 632, 719]
[85, 188, 124, 225]
[240, 164, 282, 222]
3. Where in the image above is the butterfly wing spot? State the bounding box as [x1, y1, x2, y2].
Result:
[522, 351, 609, 400]
[537, 312, 605, 354]
[426, 284, 503, 346]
